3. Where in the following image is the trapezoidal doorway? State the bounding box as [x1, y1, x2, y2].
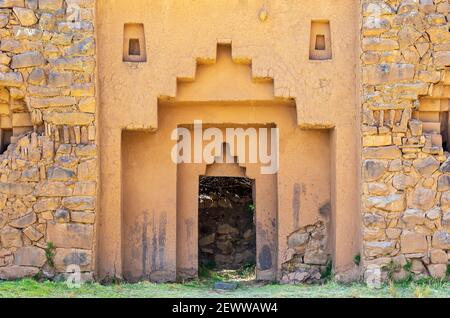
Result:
[198, 176, 257, 272]
[176, 139, 278, 281]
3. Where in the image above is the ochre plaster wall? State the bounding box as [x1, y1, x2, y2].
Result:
[122, 101, 331, 282]
[0, 0, 360, 283]
[97, 0, 360, 280]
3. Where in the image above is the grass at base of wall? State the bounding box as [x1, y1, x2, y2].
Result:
[0, 277, 448, 298]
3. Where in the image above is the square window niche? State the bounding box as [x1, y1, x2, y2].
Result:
[123, 23, 147, 63]
[309, 20, 332, 61]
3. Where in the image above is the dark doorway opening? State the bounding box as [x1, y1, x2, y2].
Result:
[198, 176, 256, 272]
[1, 129, 12, 154]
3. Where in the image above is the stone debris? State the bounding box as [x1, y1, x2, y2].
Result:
[281, 221, 330, 284]
[214, 282, 238, 291]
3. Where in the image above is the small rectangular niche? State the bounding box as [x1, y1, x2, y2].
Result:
[309, 21, 332, 60]
[123, 23, 147, 63]
[128, 39, 141, 56]
[315, 35, 326, 50]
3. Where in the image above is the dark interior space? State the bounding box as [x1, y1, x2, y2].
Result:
[198, 176, 256, 270]
[1, 129, 12, 154]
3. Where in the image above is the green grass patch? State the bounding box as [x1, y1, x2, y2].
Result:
[0, 278, 448, 298]
[199, 264, 256, 283]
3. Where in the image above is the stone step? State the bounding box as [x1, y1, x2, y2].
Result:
[429, 133, 443, 147]
[429, 85, 450, 98]
[419, 98, 449, 112]
[422, 122, 441, 134]
[214, 282, 238, 291]
[419, 112, 441, 123]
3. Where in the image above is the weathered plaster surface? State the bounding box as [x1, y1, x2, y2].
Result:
[97, 0, 360, 280]
[1, 0, 447, 285]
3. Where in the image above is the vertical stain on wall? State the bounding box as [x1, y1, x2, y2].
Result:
[141, 212, 149, 277]
[158, 213, 167, 270]
[319, 201, 331, 218]
[292, 183, 301, 229]
[271, 217, 277, 231]
[185, 218, 193, 240]
[185, 218, 194, 263]
[259, 245, 272, 270]
[151, 211, 157, 272]
[257, 225, 275, 273]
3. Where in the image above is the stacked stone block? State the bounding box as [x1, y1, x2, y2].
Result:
[0, 0, 96, 280]
[362, 0, 450, 281]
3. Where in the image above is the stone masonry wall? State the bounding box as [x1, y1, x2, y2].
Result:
[362, 0, 450, 282]
[0, 0, 449, 284]
[198, 185, 256, 270]
[198, 177, 256, 271]
[0, 0, 96, 280]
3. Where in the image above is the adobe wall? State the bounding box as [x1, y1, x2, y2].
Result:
[0, 0, 97, 280]
[0, 0, 361, 283]
[97, 0, 360, 281]
[119, 41, 333, 281]
[361, 0, 450, 281]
